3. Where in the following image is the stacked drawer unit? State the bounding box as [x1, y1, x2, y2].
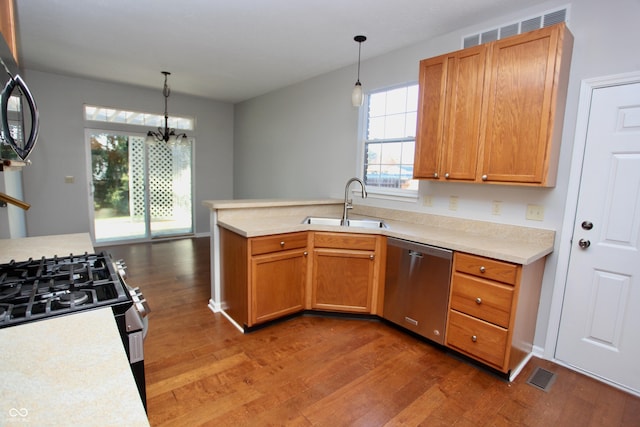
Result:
[445, 252, 544, 375]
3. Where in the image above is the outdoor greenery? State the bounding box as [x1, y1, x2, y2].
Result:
[91, 134, 130, 215]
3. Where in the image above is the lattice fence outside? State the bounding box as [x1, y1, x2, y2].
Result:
[129, 137, 192, 222]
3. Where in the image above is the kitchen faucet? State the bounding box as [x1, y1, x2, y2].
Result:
[342, 177, 367, 225]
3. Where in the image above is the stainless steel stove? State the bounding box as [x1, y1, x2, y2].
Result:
[0, 251, 149, 409]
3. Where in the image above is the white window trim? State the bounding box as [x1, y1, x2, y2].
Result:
[356, 85, 419, 202]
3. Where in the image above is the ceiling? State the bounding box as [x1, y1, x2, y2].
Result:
[14, 0, 549, 103]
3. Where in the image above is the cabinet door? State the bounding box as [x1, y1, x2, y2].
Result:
[414, 45, 486, 181]
[414, 54, 447, 179]
[480, 24, 569, 185]
[440, 44, 487, 181]
[312, 248, 375, 313]
[250, 249, 306, 325]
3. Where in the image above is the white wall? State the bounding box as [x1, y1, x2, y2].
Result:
[233, 0, 640, 350]
[20, 70, 234, 238]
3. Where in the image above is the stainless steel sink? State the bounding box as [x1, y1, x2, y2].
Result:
[303, 216, 342, 226]
[346, 218, 388, 229]
[302, 216, 388, 229]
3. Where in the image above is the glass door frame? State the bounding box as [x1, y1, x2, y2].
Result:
[85, 127, 195, 246]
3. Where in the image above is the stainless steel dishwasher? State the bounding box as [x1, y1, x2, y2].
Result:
[383, 237, 453, 344]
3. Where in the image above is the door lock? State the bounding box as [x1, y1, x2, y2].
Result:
[581, 221, 594, 230]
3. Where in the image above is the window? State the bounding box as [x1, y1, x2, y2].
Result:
[363, 84, 419, 194]
[84, 105, 194, 131]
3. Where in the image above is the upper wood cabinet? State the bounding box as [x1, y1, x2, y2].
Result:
[414, 44, 487, 181]
[414, 23, 573, 187]
[0, 0, 17, 63]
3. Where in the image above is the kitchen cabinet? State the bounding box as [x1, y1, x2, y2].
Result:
[414, 23, 573, 187]
[250, 232, 307, 325]
[219, 229, 308, 328]
[445, 252, 545, 375]
[311, 232, 385, 314]
[0, 0, 17, 63]
[414, 44, 487, 181]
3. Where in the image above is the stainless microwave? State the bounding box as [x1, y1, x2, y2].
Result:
[0, 33, 39, 162]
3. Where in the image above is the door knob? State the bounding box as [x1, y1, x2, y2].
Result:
[578, 239, 591, 249]
[581, 221, 594, 230]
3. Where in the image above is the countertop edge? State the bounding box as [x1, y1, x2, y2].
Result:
[217, 216, 554, 265]
[203, 198, 342, 210]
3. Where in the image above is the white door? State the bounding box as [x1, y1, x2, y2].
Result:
[556, 82, 640, 394]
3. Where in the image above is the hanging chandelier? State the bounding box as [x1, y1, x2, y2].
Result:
[351, 35, 366, 107]
[145, 71, 188, 146]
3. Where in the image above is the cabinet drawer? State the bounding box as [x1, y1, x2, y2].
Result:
[450, 272, 513, 328]
[454, 252, 518, 285]
[313, 232, 377, 251]
[251, 232, 308, 256]
[447, 310, 508, 370]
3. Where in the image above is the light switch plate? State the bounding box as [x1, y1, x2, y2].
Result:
[526, 204, 544, 221]
[423, 195, 433, 207]
[64, 176, 74, 184]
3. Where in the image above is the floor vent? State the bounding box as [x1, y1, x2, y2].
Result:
[463, 5, 569, 48]
[526, 367, 557, 392]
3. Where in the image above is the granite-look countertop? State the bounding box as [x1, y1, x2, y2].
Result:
[204, 199, 555, 265]
[0, 233, 149, 426]
[0, 308, 149, 426]
[0, 232, 94, 263]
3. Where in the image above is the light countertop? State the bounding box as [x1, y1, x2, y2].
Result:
[0, 233, 149, 426]
[0, 232, 94, 263]
[0, 308, 149, 426]
[203, 199, 555, 265]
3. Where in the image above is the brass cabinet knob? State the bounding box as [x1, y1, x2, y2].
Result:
[369, 254, 375, 260]
[475, 297, 482, 304]
[481, 174, 488, 181]
[433, 172, 439, 179]
[479, 266, 486, 273]
[280, 241, 285, 247]
[471, 335, 477, 342]
[444, 173, 450, 179]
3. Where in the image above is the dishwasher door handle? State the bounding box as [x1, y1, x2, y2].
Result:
[404, 316, 419, 326]
[408, 250, 423, 258]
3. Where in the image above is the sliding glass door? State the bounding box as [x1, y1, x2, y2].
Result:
[89, 131, 193, 243]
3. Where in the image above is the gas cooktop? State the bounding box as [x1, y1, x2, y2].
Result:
[0, 251, 131, 328]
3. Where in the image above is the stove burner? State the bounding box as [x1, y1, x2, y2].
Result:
[58, 291, 90, 307]
[55, 262, 87, 272]
[0, 284, 20, 302]
[0, 305, 6, 321]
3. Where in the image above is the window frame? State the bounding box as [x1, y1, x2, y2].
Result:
[358, 82, 419, 201]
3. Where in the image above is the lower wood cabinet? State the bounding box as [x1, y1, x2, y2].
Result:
[445, 252, 545, 375]
[220, 229, 308, 328]
[220, 227, 546, 377]
[250, 234, 307, 325]
[310, 232, 384, 314]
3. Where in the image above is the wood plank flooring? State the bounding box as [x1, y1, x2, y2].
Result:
[103, 237, 640, 426]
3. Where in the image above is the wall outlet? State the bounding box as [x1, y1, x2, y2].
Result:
[492, 200, 502, 216]
[526, 204, 544, 221]
[423, 195, 433, 207]
[449, 196, 458, 211]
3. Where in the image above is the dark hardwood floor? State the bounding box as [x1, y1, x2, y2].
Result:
[104, 237, 640, 426]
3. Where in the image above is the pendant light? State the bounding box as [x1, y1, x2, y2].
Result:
[351, 35, 366, 107]
[145, 71, 188, 146]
